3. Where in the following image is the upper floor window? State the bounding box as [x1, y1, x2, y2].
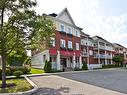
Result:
[68, 41, 72, 49]
[50, 38, 55, 47]
[76, 31, 78, 36]
[76, 30, 80, 37]
[68, 27, 72, 34]
[83, 48, 87, 52]
[76, 43, 79, 50]
[60, 24, 65, 32]
[60, 39, 66, 48]
[89, 50, 93, 55]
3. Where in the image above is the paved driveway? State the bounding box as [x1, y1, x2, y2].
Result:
[29, 68, 127, 95]
[56, 69, 127, 94]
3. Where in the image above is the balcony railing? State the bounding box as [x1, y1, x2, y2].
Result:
[81, 51, 88, 57]
[99, 46, 105, 50]
[94, 54, 112, 59]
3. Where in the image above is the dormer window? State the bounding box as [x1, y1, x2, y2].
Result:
[76, 30, 80, 37]
[68, 27, 72, 34]
[60, 24, 65, 32]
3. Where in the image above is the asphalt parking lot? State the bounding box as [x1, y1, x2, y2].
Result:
[56, 68, 127, 94]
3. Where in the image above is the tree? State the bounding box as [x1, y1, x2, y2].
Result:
[112, 55, 124, 66]
[0, 0, 55, 88]
[82, 62, 88, 70]
[44, 60, 52, 73]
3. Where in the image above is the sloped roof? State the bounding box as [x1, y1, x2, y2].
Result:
[92, 36, 112, 45]
[112, 43, 125, 48]
[56, 8, 76, 26]
[81, 31, 90, 37]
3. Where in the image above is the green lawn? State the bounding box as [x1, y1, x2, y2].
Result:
[0, 78, 33, 93]
[30, 68, 44, 74]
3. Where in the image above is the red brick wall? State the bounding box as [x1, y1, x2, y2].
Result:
[55, 31, 81, 51]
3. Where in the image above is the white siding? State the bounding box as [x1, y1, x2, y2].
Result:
[31, 50, 49, 69]
[58, 12, 74, 25]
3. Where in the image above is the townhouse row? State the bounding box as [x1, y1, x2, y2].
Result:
[31, 8, 127, 70]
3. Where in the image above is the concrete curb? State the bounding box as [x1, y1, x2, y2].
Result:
[26, 68, 126, 78]
[0, 76, 38, 95]
[25, 70, 89, 78]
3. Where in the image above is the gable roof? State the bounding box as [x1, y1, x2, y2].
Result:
[56, 8, 76, 26]
[81, 31, 90, 37]
[92, 36, 112, 45]
[112, 43, 125, 48]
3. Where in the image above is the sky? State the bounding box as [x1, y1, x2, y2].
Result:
[35, 0, 127, 47]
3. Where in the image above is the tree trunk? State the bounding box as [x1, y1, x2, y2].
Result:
[0, 1, 6, 88]
[1, 51, 6, 88]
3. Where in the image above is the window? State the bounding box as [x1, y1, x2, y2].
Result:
[75, 57, 79, 65]
[60, 39, 66, 48]
[83, 48, 87, 52]
[60, 25, 65, 32]
[89, 50, 93, 55]
[68, 27, 72, 34]
[76, 30, 80, 37]
[76, 43, 79, 50]
[76, 31, 78, 36]
[50, 38, 55, 47]
[68, 41, 72, 48]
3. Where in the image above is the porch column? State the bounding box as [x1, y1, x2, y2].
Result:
[105, 43, 107, 65]
[111, 53, 113, 64]
[98, 41, 100, 64]
[79, 56, 82, 69]
[73, 53, 76, 68]
[57, 51, 61, 70]
[47, 50, 50, 61]
[86, 37, 90, 69]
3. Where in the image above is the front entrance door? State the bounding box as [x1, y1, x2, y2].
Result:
[61, 58, 67, 67]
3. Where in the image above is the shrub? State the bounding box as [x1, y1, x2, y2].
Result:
[82, 63, 88, 70]
[74, 67, 82, 71]
[102, 64, 120, 68]
[6, 68, 11, 76]
[10, 66, 31, 74]
[0, 66, 31, 79]
[0, 68, 12, 79]
[13, 71, 23, 78]
[44, 60, 52, 73]
[0, 69, 2, 79]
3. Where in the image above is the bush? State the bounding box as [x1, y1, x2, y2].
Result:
[6, 68, 11, 76]
[13, 71, 23, 78]
[0, 69, 2, 79]
[102, 64, 121, 68]
[10, 66, 31, 74]
[0, 66, 30, 79]
[44, 60, 52, 73]
[82, 63, 88, 70]
[74, 67, 82, 71]
[0, 68, 12, 79]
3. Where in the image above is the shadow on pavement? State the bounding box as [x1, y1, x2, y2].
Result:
[31, 87, 70, 95]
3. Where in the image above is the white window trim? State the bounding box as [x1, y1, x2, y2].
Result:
[60, 39, 66, 47]
[75, 30, 80, 37]
[67, 27, 72, 34]
[60, 24, 65, 32]
[76, 43, 79, 50]
[50, 38, 55, 47]
[68, 41, 72, 48]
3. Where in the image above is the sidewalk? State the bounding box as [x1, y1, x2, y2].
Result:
[30, 75, 127, 95]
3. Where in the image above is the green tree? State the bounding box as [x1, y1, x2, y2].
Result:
[44, 60, 52, 73]
[82, 62, 88, 70]
[112, 55, 124, 66]
[0, 0, 55, 88]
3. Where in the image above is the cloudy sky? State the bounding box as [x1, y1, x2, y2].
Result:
[35, 0, 127, 47]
